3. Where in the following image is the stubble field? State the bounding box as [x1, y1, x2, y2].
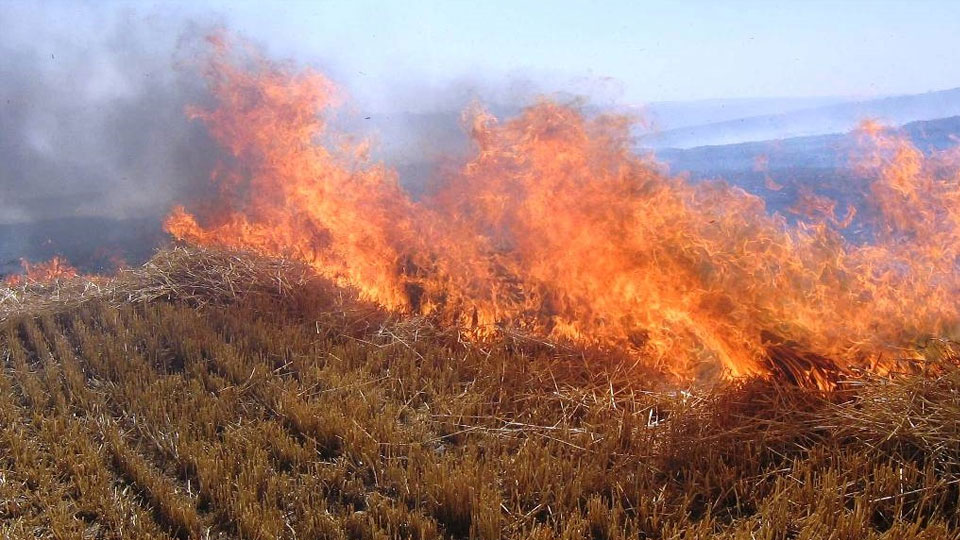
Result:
[0, 248, 957, 539]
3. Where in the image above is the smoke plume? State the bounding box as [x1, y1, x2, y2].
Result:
[0, 4, 222, 225]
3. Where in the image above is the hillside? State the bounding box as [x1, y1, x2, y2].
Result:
[640, 96, 854, 132]
[642, 88, 960, 148]
[0, 247, 958, 539]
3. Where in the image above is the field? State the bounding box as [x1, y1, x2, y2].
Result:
[0, 248, 958, 539]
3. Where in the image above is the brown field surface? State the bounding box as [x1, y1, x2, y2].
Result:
[0, 248, 958, 539]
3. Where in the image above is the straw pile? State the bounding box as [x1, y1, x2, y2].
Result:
[0, 245, 316, 322]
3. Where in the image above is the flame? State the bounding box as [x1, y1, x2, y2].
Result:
[3, 256, 79, 286]
[165, 37, 960, 384]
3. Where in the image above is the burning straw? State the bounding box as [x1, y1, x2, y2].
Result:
[2, 243, 957, 390]
[0, 245, 315, 322]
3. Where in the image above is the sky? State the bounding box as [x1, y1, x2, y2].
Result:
[163, 0, 960, 106]
[12, 0, 960, 109]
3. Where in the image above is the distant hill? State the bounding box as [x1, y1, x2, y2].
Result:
[642, 88, 960, 148]
[640, 96, 853, 132]
[658, 115, 960, 175]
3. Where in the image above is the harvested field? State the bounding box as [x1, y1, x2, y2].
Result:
[0, 248, 958, 539]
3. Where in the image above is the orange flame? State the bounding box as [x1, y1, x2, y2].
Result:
[3, 256, 79, 286]
[165, 37, 960, 383]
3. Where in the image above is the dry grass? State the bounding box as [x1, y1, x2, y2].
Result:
[0, 245, 323, 322]
[0, 246, 958, 539]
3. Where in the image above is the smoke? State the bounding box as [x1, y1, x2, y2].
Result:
[0, 3, 639, 225]
[0, 3, 222, 225]
[334, 74, 638, 198]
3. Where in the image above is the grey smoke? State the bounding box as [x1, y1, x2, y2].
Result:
[0, 3, 560, 225]
[0, 4, 221, 225]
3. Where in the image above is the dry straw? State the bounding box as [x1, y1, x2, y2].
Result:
[0, 244, 958, 537]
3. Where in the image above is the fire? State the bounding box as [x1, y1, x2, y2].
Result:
[3, 256, 79, 286]
[166, 36, 960, 384]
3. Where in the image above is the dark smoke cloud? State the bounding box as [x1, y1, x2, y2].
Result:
[0, 3, 221, 225]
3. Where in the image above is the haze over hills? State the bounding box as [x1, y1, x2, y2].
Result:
[639, 95, 854, 132]
[640, 87, 960, 149]
[658, 115, 960, 175]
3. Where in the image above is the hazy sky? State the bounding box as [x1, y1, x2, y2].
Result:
[163, 0, 960, 106]
[14, 0, 960, 109]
